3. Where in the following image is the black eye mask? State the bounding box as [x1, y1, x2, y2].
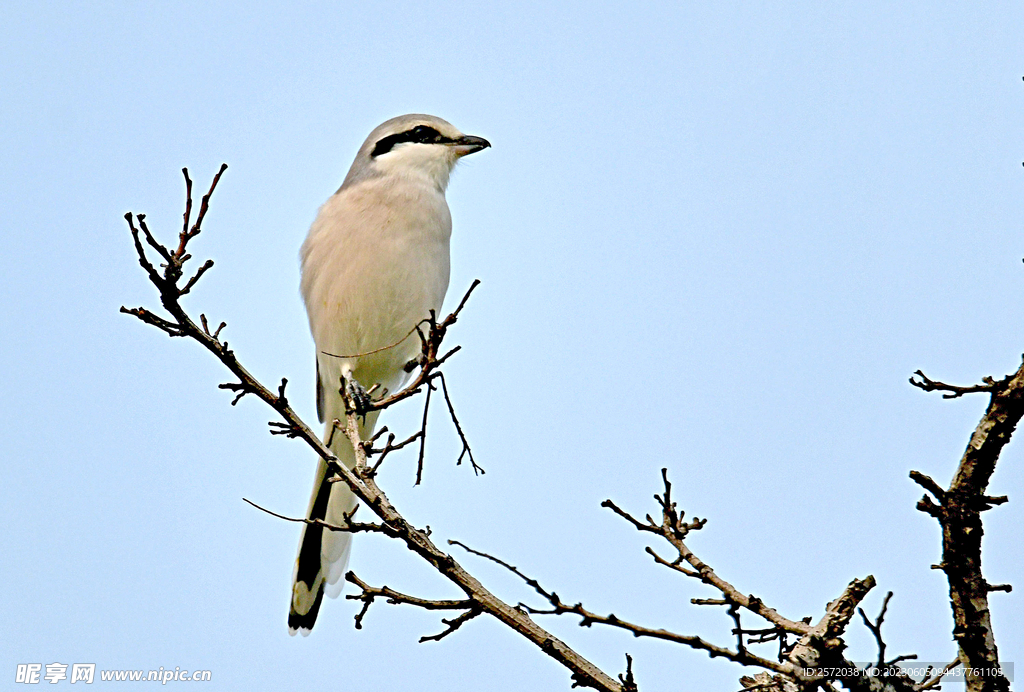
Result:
[371, 125, 455, 158]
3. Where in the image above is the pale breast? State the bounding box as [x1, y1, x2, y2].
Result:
[300, 177, 452, 397]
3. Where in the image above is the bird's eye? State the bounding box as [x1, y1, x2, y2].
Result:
[410, 125, 440, 143]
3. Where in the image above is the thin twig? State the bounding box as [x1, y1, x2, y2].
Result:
[418, 609, 482, 643]
[437, 372, 482, 475]
[602, 470, 810, 637]
[415, 377, 434, 485]
[858, 591, 894, 668]
[448, 539, 791, 675]
[908, 370, 999, 399]
[243, 498, 400, 537]
[915, 655, 962, 691]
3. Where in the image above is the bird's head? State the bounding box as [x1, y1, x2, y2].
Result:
[345, 114, 490, 191]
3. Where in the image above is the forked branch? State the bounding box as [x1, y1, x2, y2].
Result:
[122, 167, 622, 692]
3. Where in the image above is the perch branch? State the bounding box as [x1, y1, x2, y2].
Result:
[122, 169, 622, 692]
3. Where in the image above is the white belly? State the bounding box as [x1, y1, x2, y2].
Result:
[300, 177, 452, 420]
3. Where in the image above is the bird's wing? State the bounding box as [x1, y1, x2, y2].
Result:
[315, 358, 325, 424]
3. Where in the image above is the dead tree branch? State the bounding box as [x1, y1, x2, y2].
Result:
[123, 166, 1011, 692]
[602, 469, 810, 637]
[909, 371, 998, 399]
[452, 509, 920, 692]
[343, 571, 481, 640]
[915, 655, 962, 692]
[242, 498, 400, 538]
[858, 592, 917, 669]
[122, 167, 622, 692]
[449, 538, 790, 673]
[598, 470, 922, 692]
[909, 362, 1019, 692]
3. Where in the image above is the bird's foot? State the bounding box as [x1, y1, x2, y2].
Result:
[344, 377, 373, 414]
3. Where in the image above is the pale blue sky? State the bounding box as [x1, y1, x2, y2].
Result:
[2, 2, 1022, 690]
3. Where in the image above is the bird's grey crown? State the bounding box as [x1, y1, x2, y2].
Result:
[362, 114, 462, 154]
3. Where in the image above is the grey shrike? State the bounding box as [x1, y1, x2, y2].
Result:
[288, 114, 490, 635]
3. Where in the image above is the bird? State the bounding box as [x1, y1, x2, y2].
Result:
[288, 114, 490, 635]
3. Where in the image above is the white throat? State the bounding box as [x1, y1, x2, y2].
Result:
[373, 143, 456, 192]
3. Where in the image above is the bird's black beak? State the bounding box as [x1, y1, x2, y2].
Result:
[451, 135, 491, 157]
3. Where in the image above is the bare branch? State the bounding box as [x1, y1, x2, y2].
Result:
[365, 428, 424, 477]
[603, 470, 810, 637]
[119, 306, 186, 337]
[437, 372, 482, 475]
[268, 420, 303, 438]
[418, 609, 482, 643]
[180, 259, 214, 295]
[448, 539, 792, 675]
[908, 472, 945, 503]
[646, 545, 700, 577]
[449, 278, 481, 319]
[858, 591, 894, 668]
[908, 357, 1021, 692]
[618, 654, 637, 692]
[176, 162, 227, 258]
[415, 376, 434, 485]
[123, 174, 624, 692]
[599, 470, 927, 691]
[915, 655, 962, 691]
[342, 571, 482, 641]
[242, 498, 400, 537]
[218, 380, 254, 406]
[135, 213, 173, 264]
[199, 314, 226, 340]
[344, 571, 475, 612]
[909, 370, 999, 399]
[180, 168, 193, 241]
[122, 213, 163, 286]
